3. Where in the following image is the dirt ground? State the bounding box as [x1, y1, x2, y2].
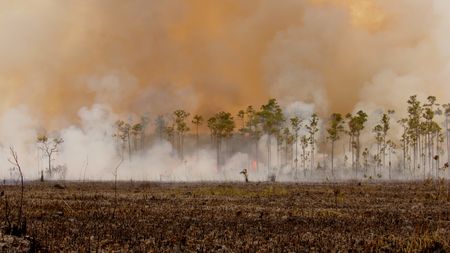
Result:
[1, 180, 450, 252]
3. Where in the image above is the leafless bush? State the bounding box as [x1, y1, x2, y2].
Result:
[6, 147, 26, 236]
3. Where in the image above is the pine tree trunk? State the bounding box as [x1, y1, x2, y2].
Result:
[356, 134, 360, 178]
[403, 137, 406, 172]
[181, 135, 184, 160]
[331, 140, 334, 177]
[435, 132, 439, 178]
[303, 147, 306, 177]
[377, 141, 380, 175]
[311, 140, 315, 173]
[285, 141, 288, 169]
[351, 136, 354, 172]
[216, 137, 220, 172]
[383, 136, 386, 169]
[196, 125, 199, 161]
[446, 113, 450, 174]
[295, 134, 298, 178]
[128, 133, 132, 162]
[267, 135, 271, 180]
[277, 139, 280, 172]
[255, 139, 259, 171]
[48, 155, 52, 178]
[389, 147, 392, 180]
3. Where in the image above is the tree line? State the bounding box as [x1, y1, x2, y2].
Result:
[36, 95, 450, 181]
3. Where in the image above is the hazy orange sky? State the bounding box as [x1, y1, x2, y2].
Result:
[0, 0, 449, 127]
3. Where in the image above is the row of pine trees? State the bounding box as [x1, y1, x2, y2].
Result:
[112, 95, 450, 180]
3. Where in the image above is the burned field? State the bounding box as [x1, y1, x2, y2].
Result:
[1, 181, 450, 252]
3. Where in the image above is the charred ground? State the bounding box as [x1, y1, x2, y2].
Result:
[1, 181, 450, 252]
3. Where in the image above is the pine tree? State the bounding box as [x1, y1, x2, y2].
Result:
[207, 112, 235, 171]
[326, 113, 344, 177]
[290, 116, 302, 178]
[192, 114, 204, 160]
[347, 111, 368, 178]
[258, 99, 285, 180]
[306, 113, 319, 171]
[173, 110, 190, 159]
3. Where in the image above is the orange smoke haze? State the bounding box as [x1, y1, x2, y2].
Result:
[0, 0, 449, 128]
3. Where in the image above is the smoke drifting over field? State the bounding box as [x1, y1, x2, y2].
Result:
[0, 0, 449, 180]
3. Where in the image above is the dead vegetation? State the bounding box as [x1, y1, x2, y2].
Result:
[0, 181, 449, 252]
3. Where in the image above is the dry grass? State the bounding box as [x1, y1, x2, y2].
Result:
[0, 181, 449, 252]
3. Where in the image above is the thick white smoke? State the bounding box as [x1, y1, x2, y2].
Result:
[0, 104, 273, 181]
